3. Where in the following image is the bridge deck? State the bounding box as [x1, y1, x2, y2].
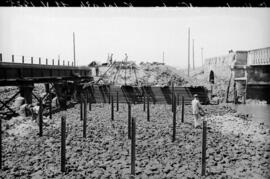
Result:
[0, 62, 93, 86]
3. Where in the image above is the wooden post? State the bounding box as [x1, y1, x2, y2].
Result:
[89, 97, 91, 111]
[73, 32, 76, 67]
[46, 58, 48, 65]
[130, 117, 136, 178]
[63, 60, 65, 66]
[72, 62, 74, 66]
[68, 61, 70, 66]
[22, 56, 24, 63]
[177, 93, 180, 106]
[12, 55, 14, 63]
[210, 84, 213, 100]
[45, 83, 52, 119]
[143, 95, 145, 112]
[52, 59, 54, 66]
[128, 103, 131, 139]
[80, 99, 83, 121]
[39, 57, 41, 64]
[116, 91, 119, 111]
[226, 72, 232, 103]
[88, 89, 92, 111]
[201, 120, 207, 176]
[58, 59, 60, 66]
[0, 53, 2, 62]
[147, 95, 150, 122]
[171, 83, 174, 112]
[38, 98, 43, 137]
[181, 96, 184, 123]
[49, 93, 52, 119]
[172, 95, 176, 142]
[83, 99, 87, 138]
[188, 27, 190, 77]
[108, 88, 111, 104]
[111, 96, 114, 121]
[31, 57, 33, 64]
[0, 117, 2, 170]
[233, 81, 237, 104]
[61, 115, 66, 172]
[133, 92, 136, 105]
[243, 80, 247, 104]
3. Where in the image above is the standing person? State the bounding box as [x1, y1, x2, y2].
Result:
[192, 94, 205, 128]
[95, 66, 99, 77]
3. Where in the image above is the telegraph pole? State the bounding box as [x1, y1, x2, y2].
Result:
[201, 47, 204, 67]
[73, 32, 76, 67]
[192, 39, 195, 70]
[188, 27, 190, 77]
[162, 51, 165, 64]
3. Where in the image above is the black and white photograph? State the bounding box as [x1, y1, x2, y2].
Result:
[0, 7, 270, 178]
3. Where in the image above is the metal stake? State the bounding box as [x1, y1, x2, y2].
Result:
[0, 117, 2, 170]
[201, 120, 207, 176]
[131, 117, 136, 178]
[38, 98, 43, 137]
[49, 93, 52, 119]
[128, 103, 131, 139]
[80, 99, 83, 121]
[143, 95, 145, 112]
[116, 91, 119, 111]
[83, 99, 87, 138]
[147, 95, 150, 121]
[172, 95, 176, 142]
[111, 96, 114, 121]
[181, 96, 185, 123]
[61, 115, 66, 172]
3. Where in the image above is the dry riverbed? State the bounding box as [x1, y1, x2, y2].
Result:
[1, 104, 269, 178]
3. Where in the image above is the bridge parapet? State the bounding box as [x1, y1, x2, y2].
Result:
[247, 47, 270, 66]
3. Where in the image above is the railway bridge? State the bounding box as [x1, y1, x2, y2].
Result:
[0, 53, 209, 118]
[0, 53, 93, 116]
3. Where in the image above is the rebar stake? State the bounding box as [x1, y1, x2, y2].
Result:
[83, 99, 87, 138]
[128, 103, 131, 139]
[0, 117, 2, 170]
[147, 95, 150, 122]
[131, 117, 136, 178]
[172, 95, 176, 142]
[61, 115, 66, 172]
[38, 98, 43, 137]
[201, 120, 207, 176]
[116, 91, 119, 111]
[181, 96, 185, 123]
[111, 96, 114, 121]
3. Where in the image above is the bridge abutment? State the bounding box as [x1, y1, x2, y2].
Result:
[19, 84, 34, 104]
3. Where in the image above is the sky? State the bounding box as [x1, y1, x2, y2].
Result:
[0, 7, 269, 68]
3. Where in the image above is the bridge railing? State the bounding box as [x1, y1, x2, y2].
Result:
[0, 53, 75, 67]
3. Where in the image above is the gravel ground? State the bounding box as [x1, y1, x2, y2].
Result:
[1, 103, 270, 178]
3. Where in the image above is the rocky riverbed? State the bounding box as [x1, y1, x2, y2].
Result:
[0, 103, 270, 178]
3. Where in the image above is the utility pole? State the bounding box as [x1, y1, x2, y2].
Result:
[162, 51, 165, 64]
[201, 48, 204, 67]
[73, 32, 76, 67]
[188, 27, 190, 77]
[192, 39, 195, 70]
